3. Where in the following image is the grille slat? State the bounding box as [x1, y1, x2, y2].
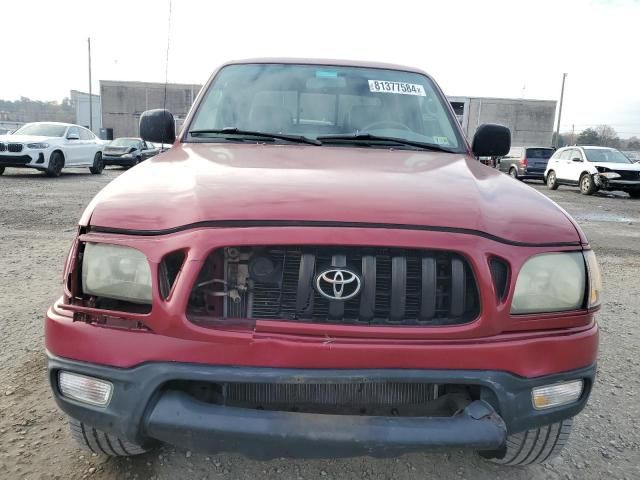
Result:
[215, 246, 479, 327]
[7, 143, 23, 153]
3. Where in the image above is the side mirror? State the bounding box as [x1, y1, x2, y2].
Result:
[67, 133, 79, 140]
[572, 157, 582, 162]
[140, 109, 176, 144]
[471, 124, 511, 157]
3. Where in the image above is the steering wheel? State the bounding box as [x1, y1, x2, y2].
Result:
[360, 120, 411, 132]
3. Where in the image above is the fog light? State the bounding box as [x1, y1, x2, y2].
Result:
[59, 372, 113, 407]
[532, 380, 583, 410]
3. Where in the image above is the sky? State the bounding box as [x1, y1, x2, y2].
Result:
[2, 0, 640, 137]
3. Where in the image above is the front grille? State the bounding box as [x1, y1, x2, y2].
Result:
[188, 246, 480, 326]
[226, 382, 437, 410]
[7, 143, 23, 153]
[0, 143, 5, 152]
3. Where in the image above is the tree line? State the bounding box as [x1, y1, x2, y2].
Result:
[554, 125, 640, 150]
[0, 97, 74, 124]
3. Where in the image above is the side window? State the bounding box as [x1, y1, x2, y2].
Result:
[79, 128, 91, 140]
[67, 127, 79, 138]
[573, 149, 584, 161]
[559, 149, 572, 160]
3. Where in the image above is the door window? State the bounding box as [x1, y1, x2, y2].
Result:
[559, 149, 572, 160]
[67, 127, 80, 139]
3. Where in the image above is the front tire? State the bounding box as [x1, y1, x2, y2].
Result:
[89, 152, 104, 175]
[546, 170, 559, 190]
[628, 191, 640, 199]
[45, 151, 64, 177]
[68, 418, 148, 456]
[481, 418, 573, 466]
[580, 173, 597, 195]
[0, 166, 5, 175]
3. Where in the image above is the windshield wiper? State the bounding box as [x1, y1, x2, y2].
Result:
[317, 133, 455, 153]
[189, 128, 321, 146]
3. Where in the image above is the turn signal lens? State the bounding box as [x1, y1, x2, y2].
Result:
[583, 250, 603, 309]
[59, 372, 113, 407]
[532, 380, 583, 410]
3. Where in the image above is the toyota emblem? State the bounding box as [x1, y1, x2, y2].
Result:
[315, 268, 362, 301]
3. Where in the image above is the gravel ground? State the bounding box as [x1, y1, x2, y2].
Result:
[0, 167, 639, 480]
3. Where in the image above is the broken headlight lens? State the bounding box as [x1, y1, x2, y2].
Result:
[82, 243, 152, 304]
[511, 252, 586, 314]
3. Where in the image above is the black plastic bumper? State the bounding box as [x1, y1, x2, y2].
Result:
[0, 154, 33, 166]
[47, 354, 596, 458]
[103, 156, 136, 166]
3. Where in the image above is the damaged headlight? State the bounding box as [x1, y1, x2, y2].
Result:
[598, 172, 621, 179]
[82, 243, 152, 304]
[511, 252, 586, 314]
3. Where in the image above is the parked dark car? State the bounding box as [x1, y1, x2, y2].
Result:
[102, 138, 158, 167]
[498, 146, 554, 181]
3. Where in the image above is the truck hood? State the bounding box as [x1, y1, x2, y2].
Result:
[82, 143, 582, 246]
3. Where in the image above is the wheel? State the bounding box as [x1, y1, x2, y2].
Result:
[481, 418, 573, 466]
[128, 156, 142, 169]
[45, 151, 64, 177]
[579, 173, 597, 195]
[628, 191, 640, 199]
[0, 166, 5, 175]
[68, 418, 148, 456]
[89, 152, 104, 174]
[546, 170, 559, 190]
[509, 167, 519, 180]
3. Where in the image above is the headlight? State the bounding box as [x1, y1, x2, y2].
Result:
[27, 142, 49, 149]
[583, 250, 602, 308]
[81, 243, 152, 304]
[511, 252, 586, 314]
[599, 172, 621, 179]
[121, 153, 134, 158]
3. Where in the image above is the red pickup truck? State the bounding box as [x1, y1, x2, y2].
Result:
[46, 59, 600, 466]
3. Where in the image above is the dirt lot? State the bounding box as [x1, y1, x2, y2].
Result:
[1, 167, 639, 480]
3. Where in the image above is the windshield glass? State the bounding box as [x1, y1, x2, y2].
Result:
[13, 123, 67, 137]
[188, 64, 464, 151]
[584, 148, 632, 164]
[110, 138, 139, 147]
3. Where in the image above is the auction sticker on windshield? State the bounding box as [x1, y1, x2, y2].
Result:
[368, 80, 426, 96]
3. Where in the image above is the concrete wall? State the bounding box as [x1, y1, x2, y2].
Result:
[100, 81, 202, 138]
[449, 97, 557, 147]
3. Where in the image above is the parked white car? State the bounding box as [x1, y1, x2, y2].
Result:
[545, 146, 640, 198]
[0, 122, 105, 177]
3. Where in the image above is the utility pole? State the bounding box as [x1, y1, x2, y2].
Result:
[88, 37, 93, 133]
[554, 73, 567, 148]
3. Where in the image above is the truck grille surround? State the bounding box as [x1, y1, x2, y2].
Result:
[187, 246, 480, 327]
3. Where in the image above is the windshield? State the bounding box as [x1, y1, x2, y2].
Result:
[13, 123, 67, 137]
[188, 64, 464, 151]
[584, 148, 632, 164]
[109, 138, 140, 147]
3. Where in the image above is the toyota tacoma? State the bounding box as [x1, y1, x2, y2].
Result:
[46, 59, 600, 466]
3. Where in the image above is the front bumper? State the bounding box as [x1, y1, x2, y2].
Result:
[103, 155, 136, 166]
[0, 151, 45, 167]
[48, 354, 596, 458]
